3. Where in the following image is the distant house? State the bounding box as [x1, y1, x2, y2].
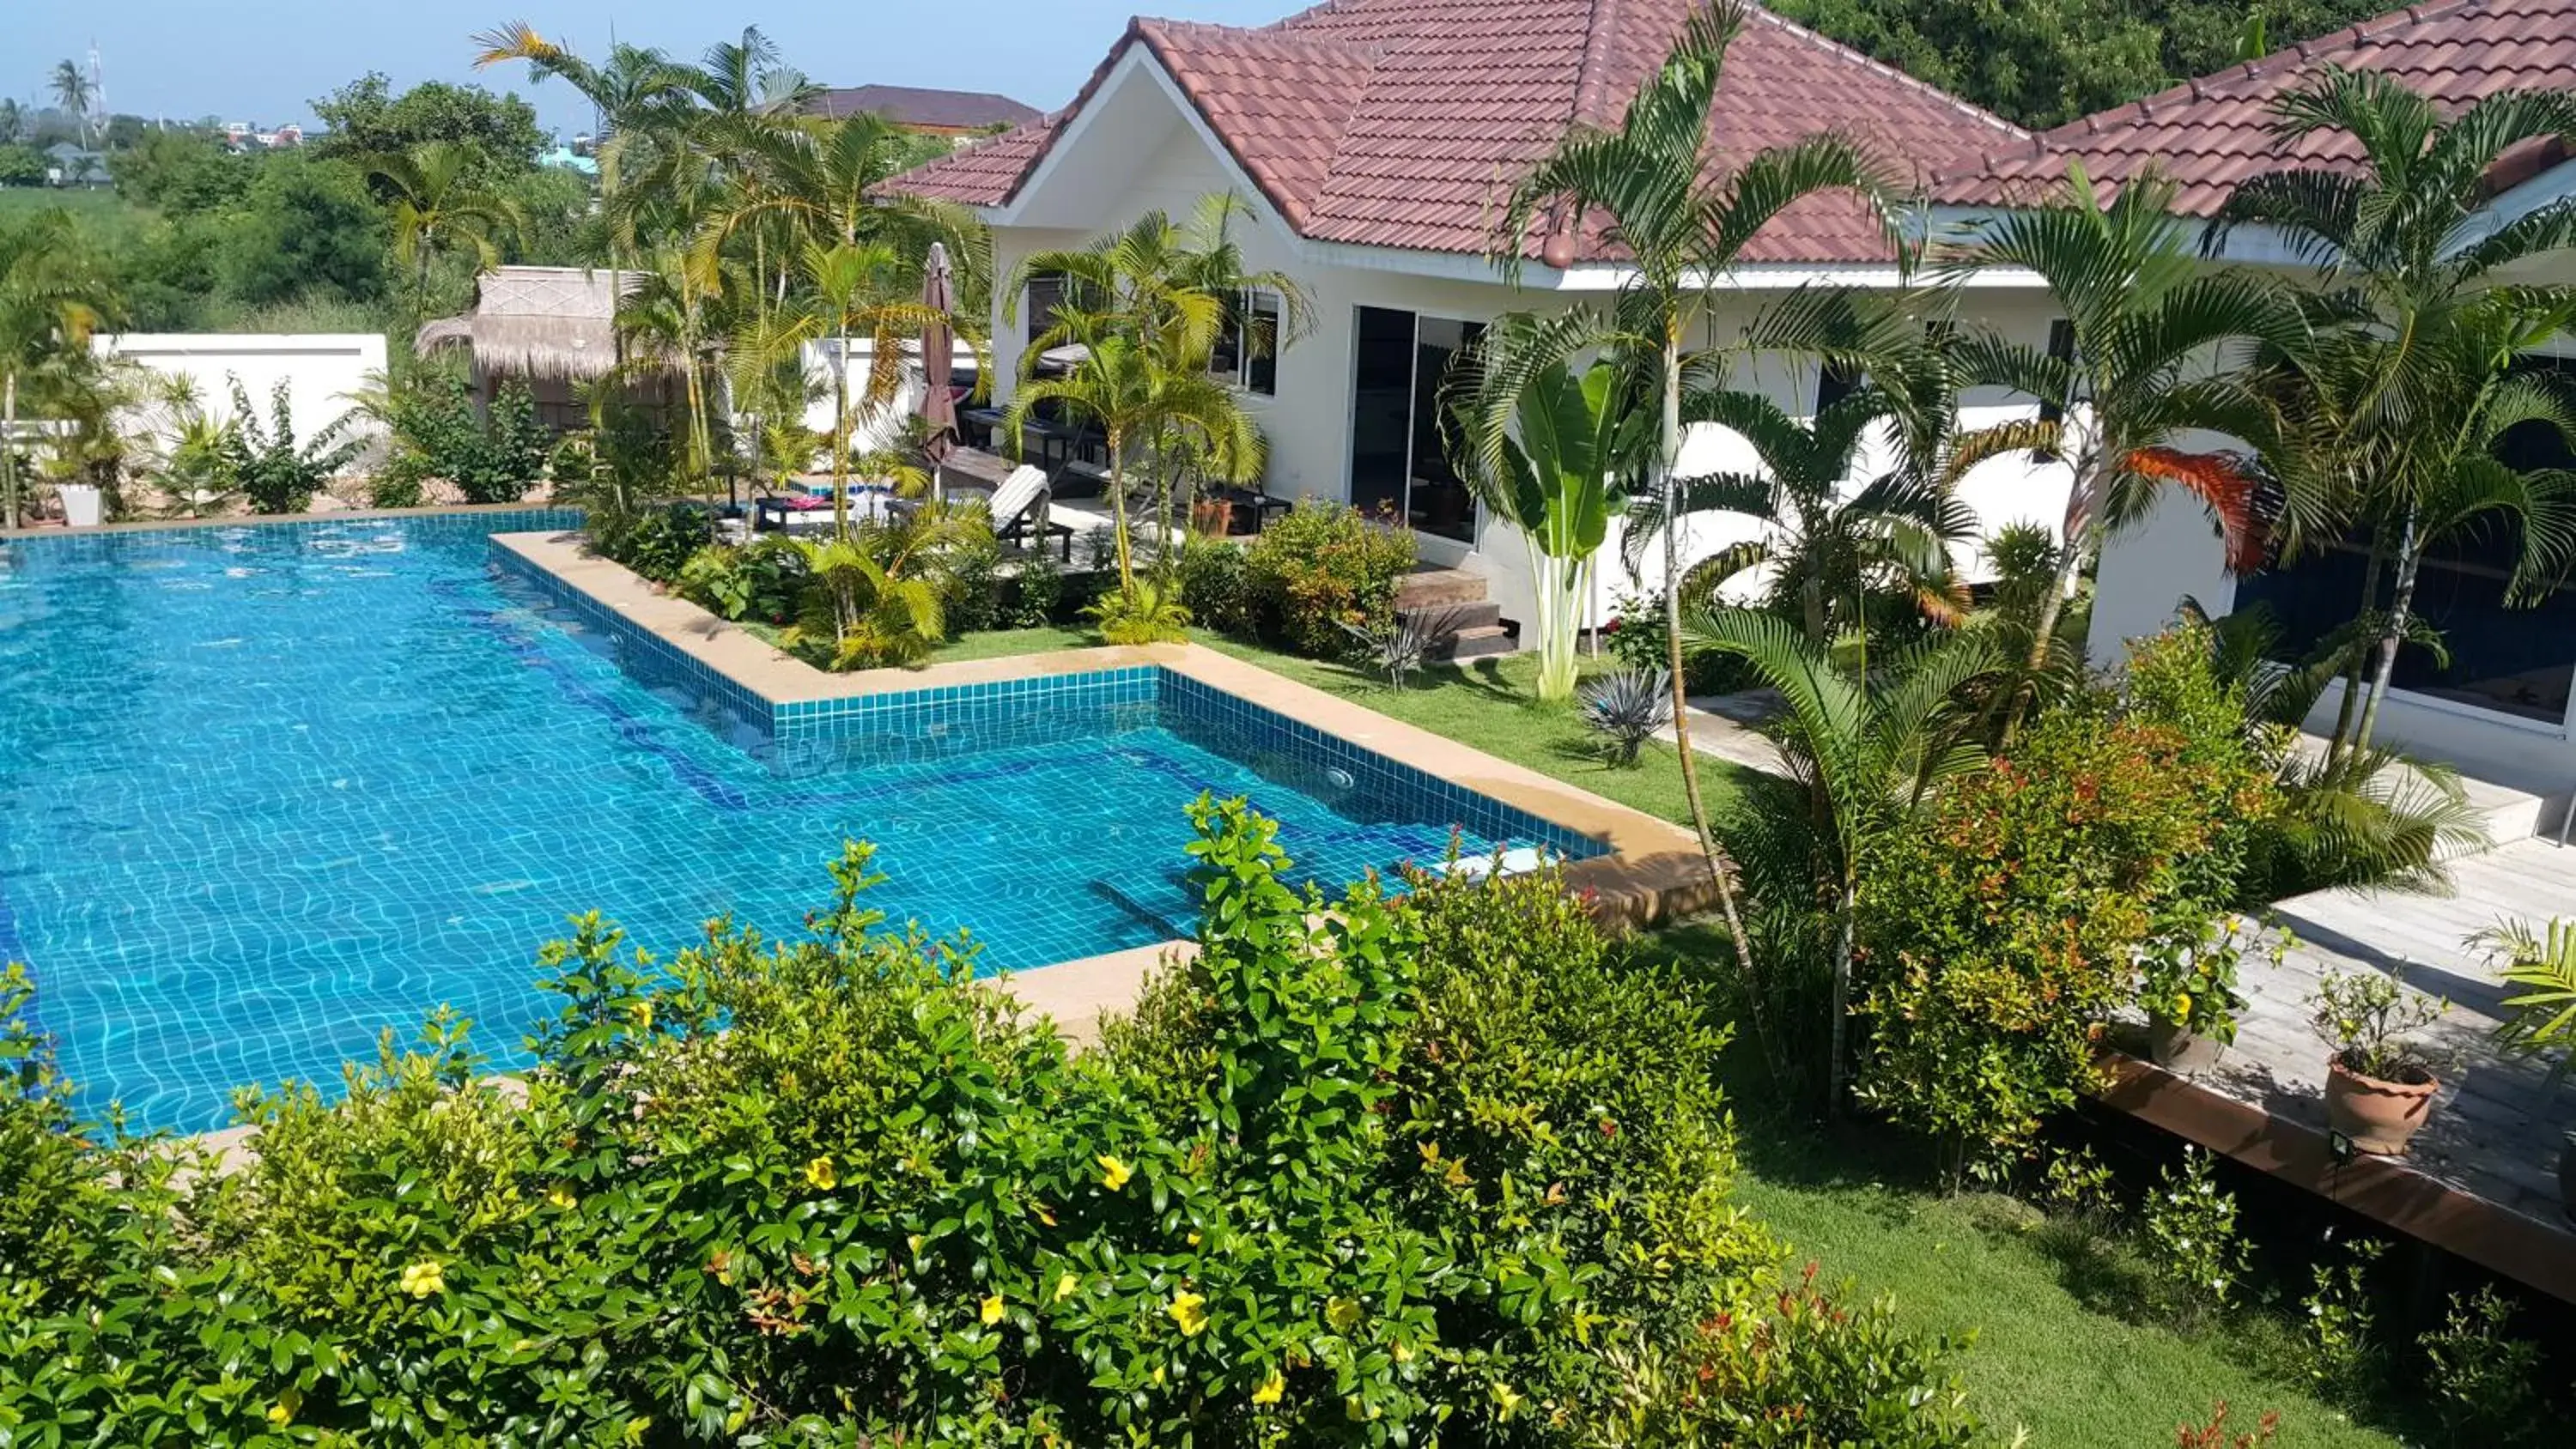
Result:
[42, 142, 109, 188]
[415, 265, 672, 431]
[538, 143, 599, 178]
[803, 84, 1040, 140]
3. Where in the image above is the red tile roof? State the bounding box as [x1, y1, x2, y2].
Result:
[806, 84, 1042, 131]
[1935, 0, 2576, 215]
[890, 0, 2024, 265]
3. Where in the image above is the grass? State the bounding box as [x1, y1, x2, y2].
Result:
[1196, 637, 1743, 829]
[1727, 1117, 2405, 1448]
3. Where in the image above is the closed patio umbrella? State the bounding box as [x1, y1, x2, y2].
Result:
[917, 241, 959, 498]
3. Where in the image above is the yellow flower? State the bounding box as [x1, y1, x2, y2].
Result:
[1392, 1342, 1414, 1364]
[1054, 1271, 1080, 1302]
[1097, 1155, 1133, 1191]
[398, 1259, 445, 1299]
[1492, 1382, 1526, 1420]
[1186, 1230, 1202, 1247]
[265, 1391, 300, 1427]
[981, 1293, 1006, 1325]
[1252, 1367, 1285, 1405]
[2175, 991, 2195, 1019]
[1325, 1296, 1362, 1332]
[547, 1185, 577, 1210]
[805, 1156, 837, 1191]
[1168, 1290, 1209, 1337]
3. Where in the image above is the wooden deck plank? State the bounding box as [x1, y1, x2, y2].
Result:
[2110, 838, 2576, 1301]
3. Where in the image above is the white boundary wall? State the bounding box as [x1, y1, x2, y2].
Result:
[94, 334, 386, 440]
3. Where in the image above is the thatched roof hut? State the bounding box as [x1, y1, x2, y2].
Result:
[415, 266, 636, 383]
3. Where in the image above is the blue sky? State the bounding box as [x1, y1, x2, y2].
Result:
[14, 3, 1287, 135]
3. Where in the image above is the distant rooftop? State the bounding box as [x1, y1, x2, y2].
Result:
[804, 83, 1041, 133]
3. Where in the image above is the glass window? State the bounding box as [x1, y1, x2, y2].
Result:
[1025, 273, 1067, 349]
[2233, 357, 2576, 726]
[1348, 306, 1413, 520]
[1244, 291, 1280, 397]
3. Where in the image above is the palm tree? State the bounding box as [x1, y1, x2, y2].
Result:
[1002, 329, 1261, 606]
[366, 141, 528, 315]
[742, 239, 971, 537]
[792, 507, 983, 669]
[0, 209, 119, 530]
[474, 24, 703, 361]
[1684, 608, 1998, 1100]
[1004, 194, 1309, 547]
[2209, 70, 2576, 754]
[1445, 313, 1651, 701]
[49, 61, 93, 149]
[614, 246, 732, 488]
[1487, 0, 1899, 961]
[1635, 385, 1979, 649]
[1935, 163, 2301, 729]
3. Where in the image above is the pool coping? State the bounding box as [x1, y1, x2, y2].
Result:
[489, 528, 1717, 929]
[0, 500, 580, 543]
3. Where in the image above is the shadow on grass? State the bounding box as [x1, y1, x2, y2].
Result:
[1420, 657, 1528, 706]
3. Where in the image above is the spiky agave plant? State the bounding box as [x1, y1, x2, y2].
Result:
[1579, 667, 1674, 766]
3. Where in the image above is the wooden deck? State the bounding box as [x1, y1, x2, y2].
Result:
[2106, 838, 2576, 1300]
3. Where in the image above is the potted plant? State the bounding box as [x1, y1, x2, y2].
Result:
[2309, 967, 2447, 1155]
[2138, 916, 2278, 1072]
[2470, 916, 2576, 1220]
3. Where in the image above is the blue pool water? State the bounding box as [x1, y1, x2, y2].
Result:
[0, 515, 1570, 1131]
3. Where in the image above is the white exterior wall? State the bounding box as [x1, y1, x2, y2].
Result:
[95, 334, 386, 440]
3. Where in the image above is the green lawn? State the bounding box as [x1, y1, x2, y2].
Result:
[1725, 1114, 2401, 1448]
[1198, 636, 1743, 829]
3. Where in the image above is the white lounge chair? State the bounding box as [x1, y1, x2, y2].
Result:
[902, 464, 1072, 560]
[1437, 846, 1549, 882]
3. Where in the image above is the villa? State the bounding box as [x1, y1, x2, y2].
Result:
[889, 0, 2074, 634]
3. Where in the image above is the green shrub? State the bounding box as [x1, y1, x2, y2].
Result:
[2139, 1148, 2248, 1327]
[595, 501, 713, 585]
[1176, 537, 1254, 635]
[1010, 551, 1066, 627]
[1589, 1265, 1985, 1448]
[221, 377, 365, 514]
[1242, 501, 1416, 658]
[372, 373, 552, 506]
[0, 805, 1983, 1446]
[677, 537, 811, 625]
[2418, 1284, 2544, 1446]
[1854, 686, 2272, 1181]
[940, 527, 1005, 635]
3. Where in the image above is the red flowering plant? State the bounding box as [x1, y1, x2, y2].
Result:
[1854, 660, 2276, 1185]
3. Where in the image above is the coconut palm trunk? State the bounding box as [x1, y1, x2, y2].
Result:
[2356, 501, 2422, 750]
[1656, 327, 1757, 979]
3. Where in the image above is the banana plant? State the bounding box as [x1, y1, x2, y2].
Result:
[1448, 317, 1649, 701]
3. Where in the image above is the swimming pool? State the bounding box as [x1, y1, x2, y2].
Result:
[0, 514, 1587, 1131]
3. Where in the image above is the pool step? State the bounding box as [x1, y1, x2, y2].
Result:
[1394, 566, 1516, 661]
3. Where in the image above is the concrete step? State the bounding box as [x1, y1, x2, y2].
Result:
[1431, 624, 1515, 661]
[1400, 598, 1501, 632]
[1394, 566, 1489, 609]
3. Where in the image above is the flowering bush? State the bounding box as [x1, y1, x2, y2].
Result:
[1242, 500, 1416, 658]
[0, 803, 1978, 1446]
[1854, 675, 2275, 1180]
[2140, 1148, 2249, 1327]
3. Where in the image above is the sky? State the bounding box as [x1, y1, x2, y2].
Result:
[10, 1, 1289, 136]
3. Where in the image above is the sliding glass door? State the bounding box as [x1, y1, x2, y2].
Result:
[1347, 306, 1482, 543]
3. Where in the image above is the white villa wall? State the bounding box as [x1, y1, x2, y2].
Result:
[95, 334, 386, 440]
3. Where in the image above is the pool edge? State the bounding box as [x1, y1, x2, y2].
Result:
[488, 529, 1716, 931]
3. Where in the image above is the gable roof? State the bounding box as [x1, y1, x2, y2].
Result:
[890, 0, 2024, 265]
[1935, 0, 2576, 215]
[807, 84, 1042, 131]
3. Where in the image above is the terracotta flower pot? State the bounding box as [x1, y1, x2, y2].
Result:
[2323, 1056, 2439, 1155]
[2148, 1015, 2226, 1074]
